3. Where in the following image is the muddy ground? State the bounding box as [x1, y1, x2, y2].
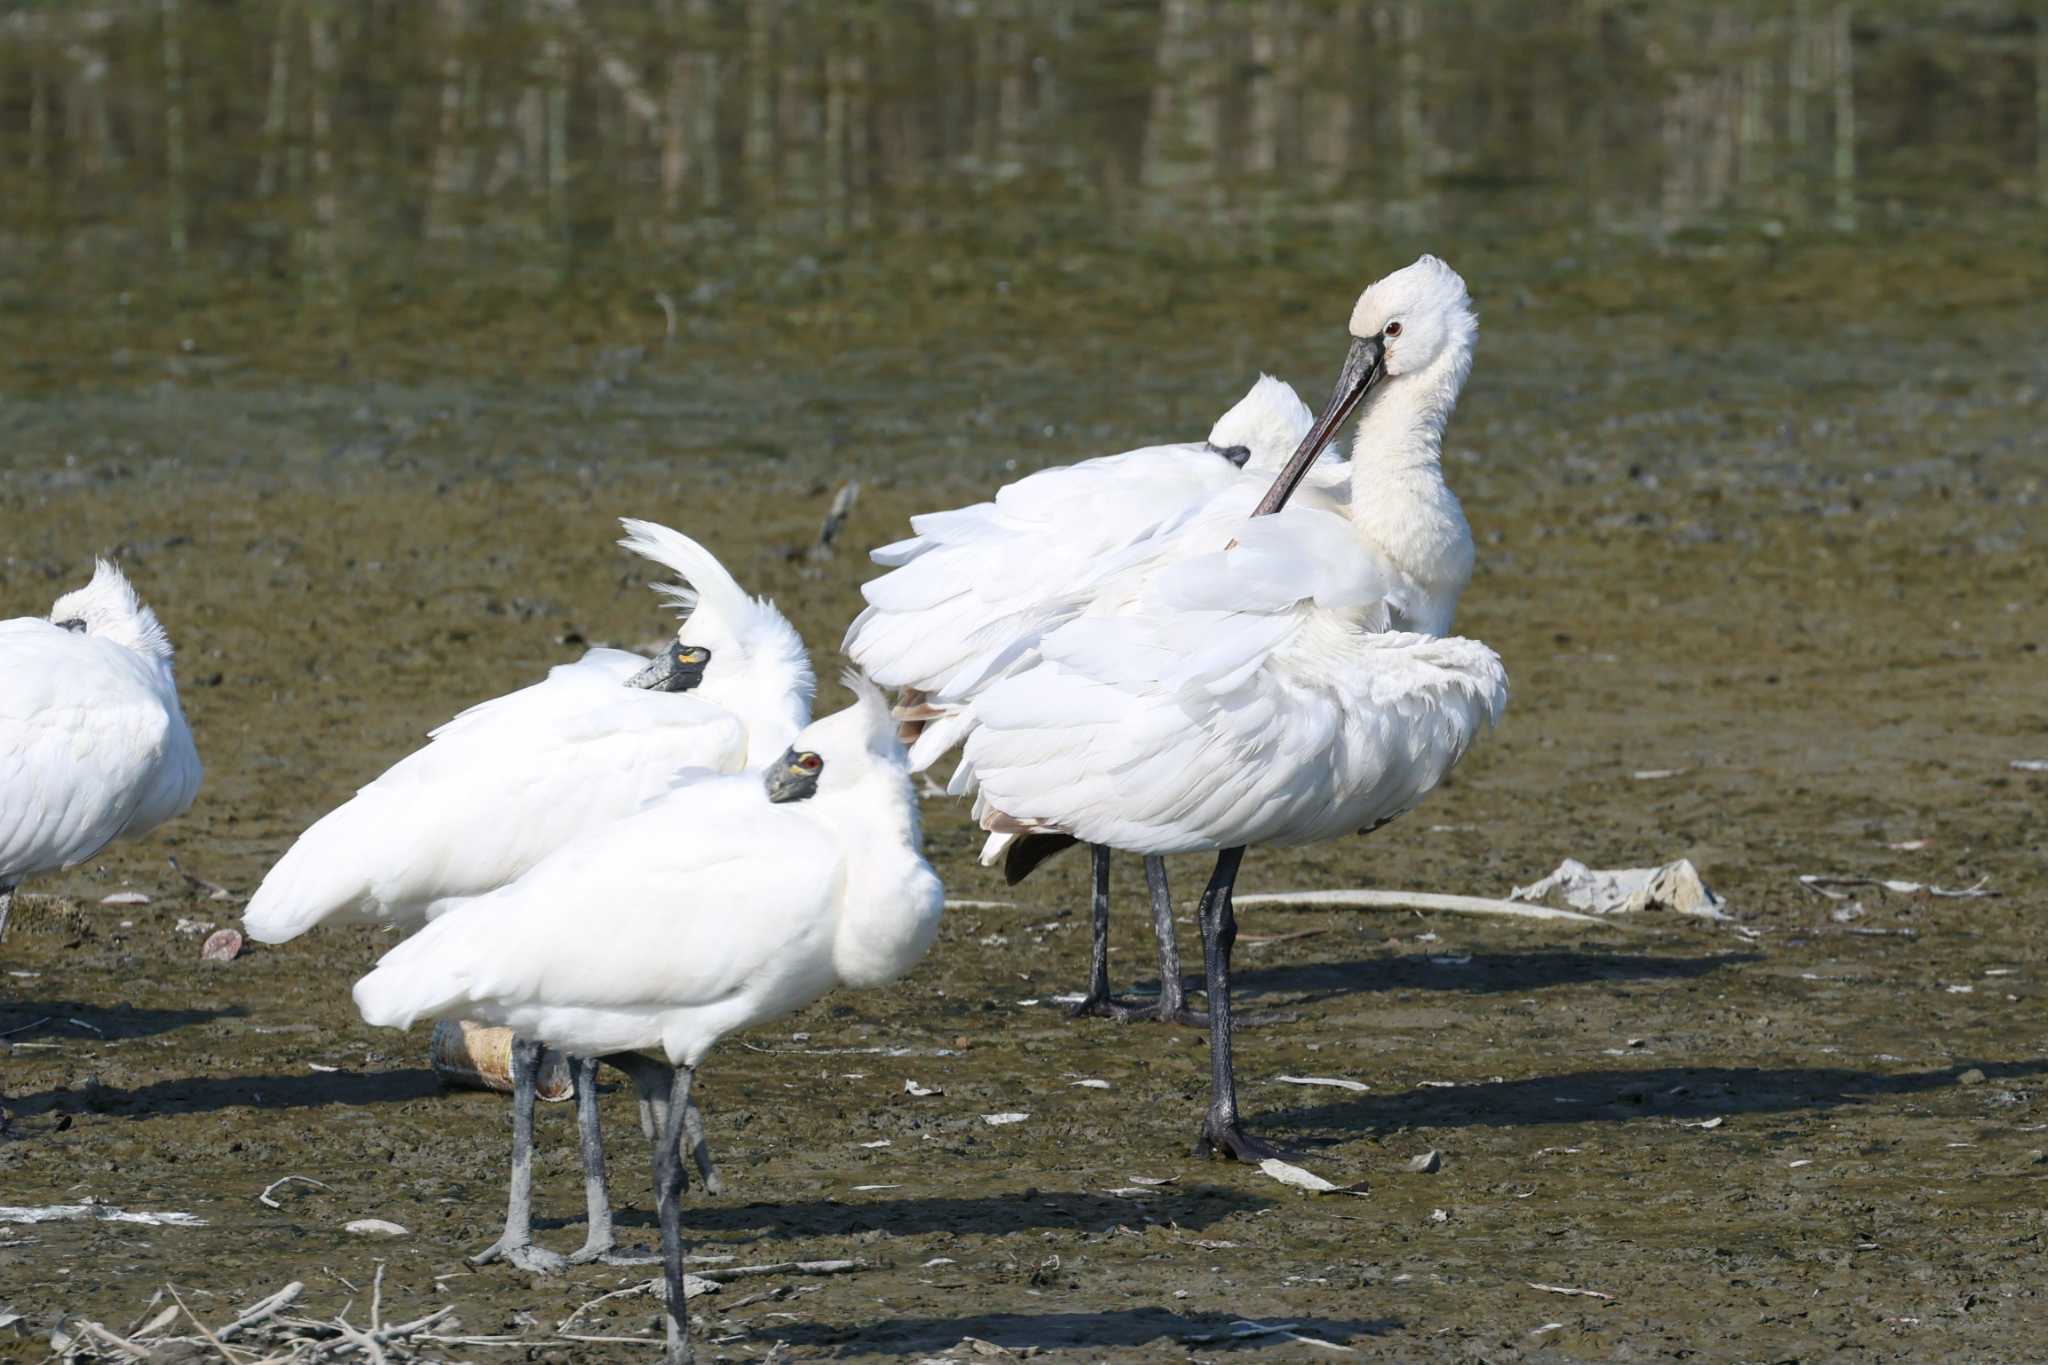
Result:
[2, 6, 2046, 1349]
[3, 243, 2045, 1360]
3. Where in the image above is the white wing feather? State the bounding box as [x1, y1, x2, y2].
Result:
[962, 509, 1508, 856]
[243, 665, 746, 942]
[352, 778, 846, 1062]
[0, 621, 200, 884]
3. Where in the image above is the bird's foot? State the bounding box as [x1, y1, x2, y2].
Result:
[1148, 1003, 1211, 1028]
[1065, 993, 1152, 1023]
[569, 1238, 661, 1267]
[469, 1237, 568, 1275]
[1193, 1112, 1291, 1164]
[696, 1164, 725, 1197]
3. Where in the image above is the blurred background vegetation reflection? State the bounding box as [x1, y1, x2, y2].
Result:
[0, 1, 2042, 484]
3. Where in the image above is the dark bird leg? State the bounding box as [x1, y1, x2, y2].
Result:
[1067, 844, 1146, 1021]
[680, 1094, 720, 1195]
[1144, 856, 1209, 1027]
[470, 1036, 568, 1274]
[603, 1051, 723, 1197]
[652, 1063, 697, 1365]
[1191, 848, 1285, 1162]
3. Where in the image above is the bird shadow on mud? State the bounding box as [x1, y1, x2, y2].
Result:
[735, 1308, 1400, 1357]
[3, 1067, 442, 1123]
[1264, 1059, 2048, 1145]
[587, 1185, 1270, 1242]
[1140, 948, 1758, 1012]
[0, 999, 241, 1044]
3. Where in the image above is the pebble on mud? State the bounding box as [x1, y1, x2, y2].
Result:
[1406, 1149, 1443, 1174]
[343, 1219, 409, 1237]
[200, 929, 243, 962]
[1958, 1068, 1987, 1085]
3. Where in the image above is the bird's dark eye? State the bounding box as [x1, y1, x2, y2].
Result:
[797, 753, 822, 773]
[56, 618, 86, 633]
[1384, 321, 1402, 338]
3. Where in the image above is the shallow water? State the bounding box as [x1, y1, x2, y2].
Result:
[3, 3, 2048, 1361]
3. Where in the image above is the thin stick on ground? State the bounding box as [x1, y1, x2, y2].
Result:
[215, 1282, 304, 1340]
[165, 1284, 248, 1365]
[1232, 887, 1616, 925]
[258, 1177, 330, 1209]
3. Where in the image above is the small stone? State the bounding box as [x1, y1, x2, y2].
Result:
[1405, 1149, 1443, 1174]
[1958, 1068, 1987, 1086]
[200, 929, 243, 963]
[343, 1219, 409, 1236]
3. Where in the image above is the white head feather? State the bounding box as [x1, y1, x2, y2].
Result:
[793, 668, 908, 781]
[1208, 375, 1319, 475]
[617, 519, 816, 761]
[1348, 255, 1477, 384]
[50, 559, 174, 662]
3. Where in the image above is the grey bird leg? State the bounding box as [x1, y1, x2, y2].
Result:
[1144, 856, 1209, 1027]
[566, 1054, 654, 1265]
[653, 1064, 697, 1365]
[470, 1036, 568, 1274]
[602, 1051, 722, 1195]
[1068, 845, 1150, 1022]
[0, 886, 12, 942]
[1191, 848, 1286, 1162]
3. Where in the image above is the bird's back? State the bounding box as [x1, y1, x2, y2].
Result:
[352, 781, 850, 1063]
[846, 444, 1244, 717]
[0, 621, 197, 884]
[243, 664, 746, 942]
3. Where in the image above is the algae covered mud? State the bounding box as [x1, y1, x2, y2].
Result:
[3, 2, 2047, 1359]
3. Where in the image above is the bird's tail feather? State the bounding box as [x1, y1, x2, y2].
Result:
[242, 803, 386, 943]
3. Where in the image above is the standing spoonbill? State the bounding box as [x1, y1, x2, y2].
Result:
[847, 376, 1328, 1023]
[245, 520, 813, 1270]
[353, 676, 943, 1365]
[961, 257, 1508, 1160]
[1, 559, 202, 943]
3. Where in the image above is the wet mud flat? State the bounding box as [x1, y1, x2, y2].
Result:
[1, 318, 2045, 1361]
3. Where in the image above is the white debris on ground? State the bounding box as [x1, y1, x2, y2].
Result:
[342, 1218, 409, 1236]
[1510, 857, 1727, 919]
[1797, 875, 1994, 900]
[0, 1203, 206, 1227]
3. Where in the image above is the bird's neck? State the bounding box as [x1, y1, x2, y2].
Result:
[824, 769, 942, 989]
[1342, 350, 1477, 633]
[1346, 348, 1467, 479]
[706, 668, 813, 768]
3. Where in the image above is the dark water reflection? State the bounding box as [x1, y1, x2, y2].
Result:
[0, 2, 2041, 457]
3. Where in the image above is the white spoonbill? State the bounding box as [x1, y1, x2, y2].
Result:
[0, 559, 202, 943]
[353, 676, 943, 1365]
[847, 376, 1325, 1023]
[962, 256, 1507, 1160]
[245, 519, 813, 1270]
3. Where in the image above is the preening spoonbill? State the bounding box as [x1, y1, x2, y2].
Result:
[962, 256, 1507, 1159]
[353, 676, 943, 1365]
[0, 559, 202, 943]
[245, 520, 813, 1269]
[847, 376, 1325, 1022]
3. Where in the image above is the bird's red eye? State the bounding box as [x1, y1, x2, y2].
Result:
[798, 753, 822, 772]
[1385, 321, 1402, 338]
